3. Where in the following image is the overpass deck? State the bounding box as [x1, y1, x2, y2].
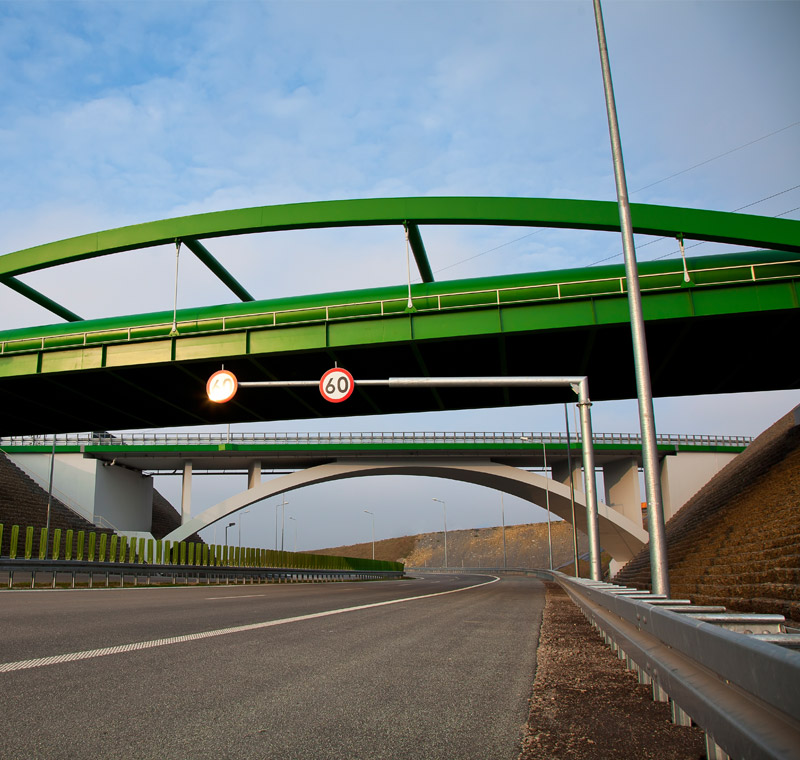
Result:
[1, 431, 750, 473]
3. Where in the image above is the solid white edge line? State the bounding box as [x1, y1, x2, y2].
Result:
[0, 575, 500, 674]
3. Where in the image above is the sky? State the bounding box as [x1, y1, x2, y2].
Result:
[1, 0, 798, 552]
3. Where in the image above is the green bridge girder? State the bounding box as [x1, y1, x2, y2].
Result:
[0, 197, 798, 435]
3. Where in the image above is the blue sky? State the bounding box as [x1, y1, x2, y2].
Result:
[1, 1, 799, 551]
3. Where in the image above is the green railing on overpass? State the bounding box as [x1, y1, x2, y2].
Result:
[1, 249, 798, 354]
[1, 430, 753, 450]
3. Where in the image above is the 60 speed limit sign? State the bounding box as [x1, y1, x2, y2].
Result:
[319, 367, 355, 403]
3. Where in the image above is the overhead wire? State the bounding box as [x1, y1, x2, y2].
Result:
[427, 120, 800, 276]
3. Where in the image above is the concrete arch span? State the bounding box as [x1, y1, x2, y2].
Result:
[163, 460, 648, 566]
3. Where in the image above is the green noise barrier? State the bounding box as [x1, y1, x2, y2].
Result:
[0, 521, 404, 574]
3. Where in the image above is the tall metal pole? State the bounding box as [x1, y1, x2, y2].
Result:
[543, 441, 553, 571]
[364, 510, 375, 559]
[576, 383, 602, 581]
[592, 0, 669, 595]
[564, 404, 580, 577]
[432, 498, 448, 568]
[46, 434, 55, 547]
[500, 494, 507, 569]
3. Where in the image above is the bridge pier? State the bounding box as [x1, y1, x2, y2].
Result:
[248, 461, 261, 490]
[603, 458, 643, 527]
[181, 461, 192, 525]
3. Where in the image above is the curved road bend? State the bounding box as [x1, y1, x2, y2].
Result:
[0, 574, 545, 759]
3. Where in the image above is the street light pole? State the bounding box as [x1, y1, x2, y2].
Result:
[225, 521, 235, 545]
[364, 510, 375, 560]
[280, 496, 288, 551]
[543, 441, 553, 571]
[238, 509, 249, 549]
[592, 0, 669, 595]
[288, 516, 297, 552]
[500, 494, 507, 569]
[564, 404, 580, 577]
[432, 498, 448, 568]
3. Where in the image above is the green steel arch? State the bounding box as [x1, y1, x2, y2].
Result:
[0, 197, 798, 435]
[2, 196, 799, 280]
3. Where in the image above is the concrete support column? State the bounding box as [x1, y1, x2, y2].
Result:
[181, 461, 192, 525]
[248, 461, 261, 490]
[603, 458, 643, 527]
[551, 459, 584, 497]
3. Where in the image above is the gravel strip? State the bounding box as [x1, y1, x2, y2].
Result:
[520, 582, 706, 760]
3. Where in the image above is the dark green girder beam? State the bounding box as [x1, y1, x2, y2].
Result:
[1, 276, 83, 322]
[2, 197, 798, 280]
[405, 223, 434, 283]
[182, 238, 255, 302]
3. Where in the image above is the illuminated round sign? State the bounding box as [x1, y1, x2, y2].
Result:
[206, 369, 238, 403]
[319, 367, 355, 403]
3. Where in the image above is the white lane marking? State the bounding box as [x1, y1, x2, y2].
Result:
[0, 576, 500, 674]
[206, 593, 265, 600]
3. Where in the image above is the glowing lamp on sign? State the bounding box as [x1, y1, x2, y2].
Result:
[207, 369, 238, 403]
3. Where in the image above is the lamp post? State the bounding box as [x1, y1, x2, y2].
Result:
[432, 498, 448, 568]
[521, 435, 554, 571]
[543, 441, 553, 571]
[500, 494, 507, 569]
[275, 497, 288, 551]
[288, 516, 297, 552]
[225, 521, 235, 545]
[238, 509, 250, 549]
[593, 0, 668, 595]
[364, 510, 375, 560]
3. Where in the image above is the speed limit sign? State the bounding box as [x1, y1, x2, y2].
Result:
[319, 367, 355, 403]
[206, 369, 238, 403]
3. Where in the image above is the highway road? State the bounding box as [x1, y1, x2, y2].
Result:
[0, 574, 546, 759]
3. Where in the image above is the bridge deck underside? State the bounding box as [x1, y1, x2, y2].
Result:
[1, 255, 798, 435]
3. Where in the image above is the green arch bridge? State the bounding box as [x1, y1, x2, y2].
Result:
[0, 197, 798, 435]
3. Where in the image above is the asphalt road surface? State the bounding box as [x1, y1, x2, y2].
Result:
[0, 574, 545, 759]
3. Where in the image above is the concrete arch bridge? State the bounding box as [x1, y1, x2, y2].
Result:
[2, 431, 748, 571]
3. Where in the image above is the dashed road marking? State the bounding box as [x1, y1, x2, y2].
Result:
[0, 576, 500, 673]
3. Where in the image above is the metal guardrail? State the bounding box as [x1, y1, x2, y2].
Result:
[0, 559, 403, 589]
[2, 256, 798, 356]
[544, 571, 800, 760]
[0, 431, 753, 448]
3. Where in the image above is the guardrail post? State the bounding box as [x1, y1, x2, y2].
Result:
[704, 736, 730, 760]
[671, 701, 692, 727]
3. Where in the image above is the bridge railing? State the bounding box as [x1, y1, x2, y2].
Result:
[0, 431, 753, 449]
[2, 256, 798, 356]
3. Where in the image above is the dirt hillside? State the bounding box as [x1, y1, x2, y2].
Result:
[312, 521, 589, 570]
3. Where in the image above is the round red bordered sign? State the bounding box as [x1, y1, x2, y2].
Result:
[206, 369, 238, 403]
[319, 367, 355, 403]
